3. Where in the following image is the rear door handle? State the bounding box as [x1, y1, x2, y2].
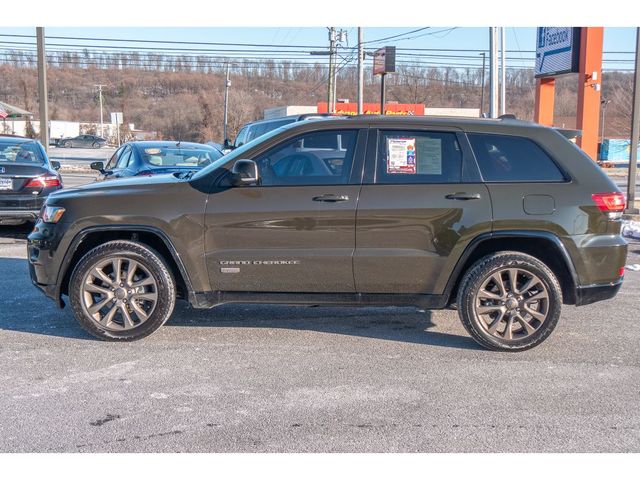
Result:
[312, 194, 349, 203]
[445, 192, 481, 201]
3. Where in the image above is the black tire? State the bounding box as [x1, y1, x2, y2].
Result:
[62, 141, 71, 148]
[69, 240, 176, 341]
[456, 251, 562, 352]
[92, 141, 101, 149]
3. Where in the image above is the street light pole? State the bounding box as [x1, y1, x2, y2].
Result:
[600, 99, 610, 152]
[357, 27, 364, 115]
[479, 52, 486, 116]
[36, 27, 49, 153]
[223, 62, 231, 143]
[625, 27, 640, 214]
[500, 27, 506, 116]
[489, 27, 499, 118]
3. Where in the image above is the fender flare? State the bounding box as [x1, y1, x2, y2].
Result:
[443, 230, 579, 304]
[55, 225, 194, 307]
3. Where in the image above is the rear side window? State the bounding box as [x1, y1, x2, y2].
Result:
[468, 133, 566, 182]
[376, 130, 462, 184]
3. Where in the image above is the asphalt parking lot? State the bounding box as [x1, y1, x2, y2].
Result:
[0, 172, 639, 453]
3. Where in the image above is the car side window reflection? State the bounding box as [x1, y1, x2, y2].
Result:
[252, 130, 357, 186]
[106, 147, 123, 170]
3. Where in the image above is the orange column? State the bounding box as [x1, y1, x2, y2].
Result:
[576, 27, 604, 160]
[534, 77, 556, 126]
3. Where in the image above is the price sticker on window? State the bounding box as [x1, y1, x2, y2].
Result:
[387, 137, 416, 174]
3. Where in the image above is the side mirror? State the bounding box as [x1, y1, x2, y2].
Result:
[50, 160, 61, 171]
[223, 138, 233, 150]
[90, 161, 105, 172]
[231, 159, 259, 186]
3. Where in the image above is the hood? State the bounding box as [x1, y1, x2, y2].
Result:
[47, 172, 184, 203]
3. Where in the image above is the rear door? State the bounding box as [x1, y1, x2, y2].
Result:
[204, 128, 366, 293]
[354, 127, 492, 295]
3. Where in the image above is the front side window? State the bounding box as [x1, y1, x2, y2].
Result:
[468, 133, 566, 182]
[234, 126, 249, 148]
[115, 147, 133, 169]
[253, 129, 358, 186]
[376, 130, 462, 184]
[106, 147, 123, 169]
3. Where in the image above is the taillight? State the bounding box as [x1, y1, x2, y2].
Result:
[591, 192, 625, 214]
[25, 175, 62, 189]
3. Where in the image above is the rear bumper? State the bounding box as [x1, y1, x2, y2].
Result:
[575, 279, 623, 306]
[0, 209, 38, 219]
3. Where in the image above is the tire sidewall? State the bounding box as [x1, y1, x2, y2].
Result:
[458, 253, 562, 351]
[69, 241, 175, 341]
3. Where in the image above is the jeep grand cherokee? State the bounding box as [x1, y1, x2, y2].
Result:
[27, 116, 628, 351]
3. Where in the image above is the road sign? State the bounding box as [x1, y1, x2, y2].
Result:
[535, 27, 581, 78]
[110, 112, 123, 125]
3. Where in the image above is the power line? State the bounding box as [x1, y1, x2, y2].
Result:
[363, 27, 431, 44]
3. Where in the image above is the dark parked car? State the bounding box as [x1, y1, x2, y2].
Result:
[230, 114, 333, 149]
[0, 135, 62, 225]
[90, 141, 223, 181]
[28, 116, 627, 351]
[59, 134, 107, 149]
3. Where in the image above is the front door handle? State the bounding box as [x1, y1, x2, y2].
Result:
[312, 194, 349, 203]
[445, 192, 481, 201]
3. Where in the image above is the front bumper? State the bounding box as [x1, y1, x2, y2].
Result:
[28, 221, 69, 308]
[575, 279, 623, 306]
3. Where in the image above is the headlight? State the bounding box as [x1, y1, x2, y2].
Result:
[40, 205, 66, 223]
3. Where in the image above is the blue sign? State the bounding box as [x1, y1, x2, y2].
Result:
[535, 27, 581, 78]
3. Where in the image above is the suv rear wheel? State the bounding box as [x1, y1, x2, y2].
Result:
[456, 251, 562, 351]
[69, 240, 176, 341]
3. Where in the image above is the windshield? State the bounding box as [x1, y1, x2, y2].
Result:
[0, 141, 45, 165]
[192, 126, 290, 180]
[138, 144, 223, 168]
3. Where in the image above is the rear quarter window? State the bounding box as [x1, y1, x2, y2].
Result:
[468, 133, 566, 182]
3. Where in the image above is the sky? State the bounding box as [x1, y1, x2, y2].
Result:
[0, 27, 637, 71]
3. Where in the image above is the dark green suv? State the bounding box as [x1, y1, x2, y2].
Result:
[27, 116, 628, 351]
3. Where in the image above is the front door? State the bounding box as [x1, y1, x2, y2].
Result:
[204, 128, 366, 293]
[354, 128, 492, 295]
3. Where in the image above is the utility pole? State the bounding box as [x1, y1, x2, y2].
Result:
[36, 27, 49, 152]
[479, 52, 486, 116]
[357, 27, 364, 115]
[94, 84, 105, 138]
[327, 27, 336, 114]
[223, 62, 231, 143]
[625, 27, 640, 214]
[500, 27, 506, 116]
[489, 27, 499, 118]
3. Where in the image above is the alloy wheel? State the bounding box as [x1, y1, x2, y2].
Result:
[80, 257, 158, 331]
[474, 267, 549, 341]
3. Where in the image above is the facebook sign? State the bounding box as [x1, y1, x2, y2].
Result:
[535, 27, 581, 78]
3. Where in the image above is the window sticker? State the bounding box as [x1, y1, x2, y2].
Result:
[386, 137, 417, 174]
[416, 138, 442, 175]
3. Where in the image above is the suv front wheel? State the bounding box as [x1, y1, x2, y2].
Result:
[69, 240, 176, 341]
[456, 251, 562, 351]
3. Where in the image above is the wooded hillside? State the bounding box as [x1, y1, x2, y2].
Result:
[0, 56, 634, 142]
